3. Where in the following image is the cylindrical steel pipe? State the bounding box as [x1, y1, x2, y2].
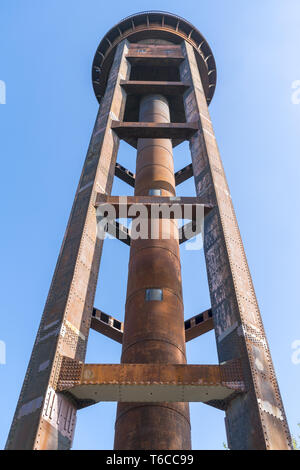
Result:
[114, 95, 191, 450]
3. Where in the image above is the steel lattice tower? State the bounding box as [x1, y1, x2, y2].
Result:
[6, 12, 292, 450]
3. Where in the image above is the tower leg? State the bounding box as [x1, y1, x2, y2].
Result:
[6, 40, 130, 450]
[114, 94, 191, 450]
[180, 40, 292, 450]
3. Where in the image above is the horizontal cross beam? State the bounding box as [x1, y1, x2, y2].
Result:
[126, 44, 184, 66]
[120, 80, 190, 95]
[111, 121, 198, 148]
[57, 358, 245, 408]
[95, 195, 213, 220]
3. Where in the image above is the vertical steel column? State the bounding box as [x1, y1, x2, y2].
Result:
[114, 95, 191, 450]
[6, 40, 130, 450]
[180, 40, 292, 450]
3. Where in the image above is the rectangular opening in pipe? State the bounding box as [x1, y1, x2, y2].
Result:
[145, 288, 163, 302]
[148, 189, 162, 196]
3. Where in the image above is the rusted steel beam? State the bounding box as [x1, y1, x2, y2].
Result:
[126, 57, 184, 67]
[101, 219, 203, 248]
[5, 40, 131, 451]
[115, 162, 194, 188]
[175, 163, 193, 186]
[120, 80, 190, 96]
[95, 194, 213, 219]
[91, 308, 123, 343]
[104, 219, 204, 247]
[105, 220, 131, 246]
[114, 94, 191, 450]
[178, 220, 202, 245]
[115, 162, 135, 187]
[127, 44, 184, 66]
[181, 40, 292, 450]
[184, 309, 214, 342]
[111, 121, 198, 143]
[91, 308, 213, 344]
[57, 358, 245, 406]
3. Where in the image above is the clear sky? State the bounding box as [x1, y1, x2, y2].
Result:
[0, 0, 299, 450]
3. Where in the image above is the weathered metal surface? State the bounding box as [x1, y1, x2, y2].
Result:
[115, 162, 135, 187]
[115, 162, 194, 187]
[92, 12, 216, 104]
[111, 120, 198, 147]
[178, 221, 202, 245]
[120, 80, 190, 96]
[91, 308, 123, 343]
[91, 307, 213, 344]
[99, 217, 204, 248]
[5, 40, 131, 450]
[105, 219, 131, 246]
[114, 94, 191, 450]
[57, 361, 245, 405]
[95, 195, 212, 220]
[7, 12, 291, 452]
[185, 309, 214, 342]
[127, 44, 184, 66]
[175, 163, 193, 186]
[180, 40, 292, 450]
[124, 93, 186, 125]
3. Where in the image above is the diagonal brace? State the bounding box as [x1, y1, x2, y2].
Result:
[184, 309, 214, 341]
[114, 162, 194, 189]
[91, 308, 123, 343]
[175, 163, 193, 186]
[91, 307, 213, 344]
[115, 163, 135, 187]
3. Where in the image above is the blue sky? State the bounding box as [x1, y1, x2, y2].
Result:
[0, 0, 299, 450]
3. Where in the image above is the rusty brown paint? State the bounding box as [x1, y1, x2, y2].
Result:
[175, 164, 193, 186]
[115, 162, 135, 187]
[56, 361, 245, 406]
[120, 80, 190, 96]
[5, 40, 131, 450]
[185, 310, 214, 342]
[92, 12, 216, 104]
[91, 308, 213, 345]
[7, 13, 292, 452]
[180, 40, 292, 450]
[127, 43, 184, 66]
[113, 94, 191, 450]
[95, 195, 212, 220]
[111, 120, 198, 145]
[91, 308, 123, 344]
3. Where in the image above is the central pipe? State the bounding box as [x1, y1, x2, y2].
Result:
[114, 94, 191, 450]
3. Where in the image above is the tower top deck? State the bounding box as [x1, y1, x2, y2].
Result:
[92, 11, 217, 105]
